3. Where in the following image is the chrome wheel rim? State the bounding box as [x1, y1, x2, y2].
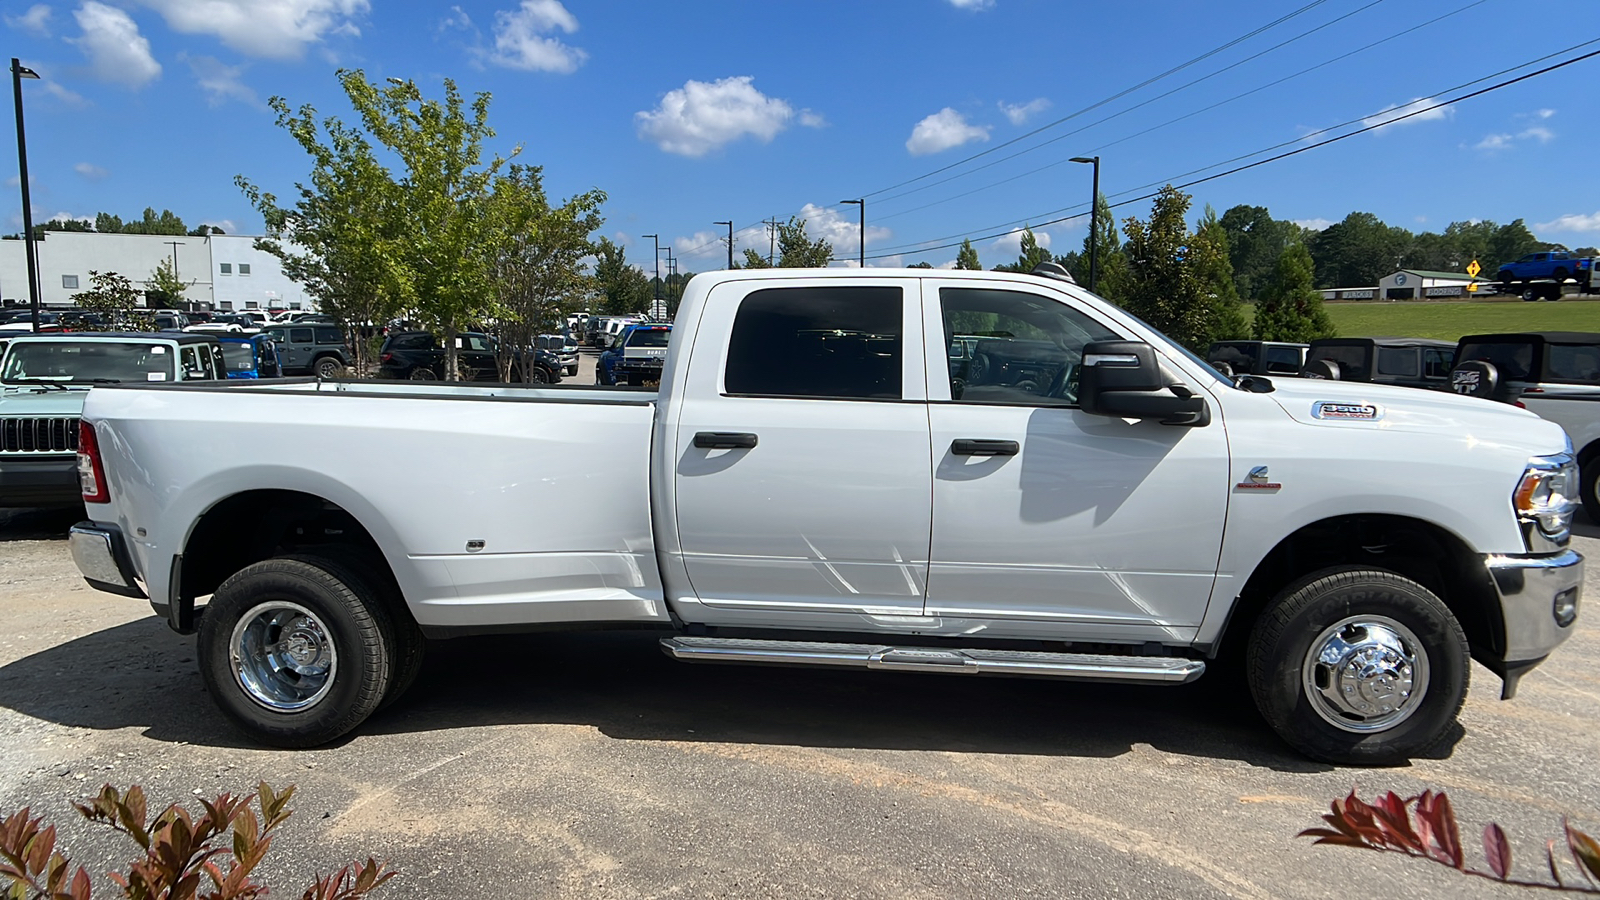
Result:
[1301, 615, 1429, 733]
[229, 601, 338, 712]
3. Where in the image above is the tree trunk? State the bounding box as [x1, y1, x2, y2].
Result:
[443, 323, 460, 382]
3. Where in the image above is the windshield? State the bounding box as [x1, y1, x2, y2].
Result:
[219, 342, 258, 371]
[626, 328, 671, 348]
[1, 341, 176, 383]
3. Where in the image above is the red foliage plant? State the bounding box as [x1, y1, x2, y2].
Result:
[0, 783, 392, 900]
[1301, 788, 1600, 893]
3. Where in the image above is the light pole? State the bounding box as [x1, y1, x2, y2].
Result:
[840, 199, 864, 267]
[714, 220, 733, 269]
[642, 233, 660, 308]
[11, 59, 41, 330]
[1070, 157, 1100, 292]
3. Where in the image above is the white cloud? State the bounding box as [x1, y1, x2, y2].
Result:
[42, 81, 88, 106]
[70, 2, 161, 89]
[138, 0, 367, 60]
[439, 5, 473, 32]
[798, 109, 826, 128]
[799, 202, 892, 259]
[487, 0, 586, 73]
[1292, 218, 1333, 231]
[636, 76, 795, 157]
[1536, 212, 1600, 234]
[49, 211, 93, 226]
[1474, 133, 1512, 151]
[1519, 125, 1555, 143]
[1000, 97, 1050, 125]
[73, 162, 108, 180]
[949, 0, 994, 9]
[906, 107, 989, 156]
[1534, 108, 1556, 119]
[4, 4, 52, 36]
[1471, 123, 1554, 153]
[184, 54, 259, 106]
[990, 227, 1051, 258]
[1361, 97, 1451, 130]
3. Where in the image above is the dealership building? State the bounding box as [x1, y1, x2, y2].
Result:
[1319, 268, 1486, 302]
[0, 231, 312, 312]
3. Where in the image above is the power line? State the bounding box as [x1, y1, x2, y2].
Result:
[870, 0, 1487, 224]
[857, 0, 1338, 200]
[864, 44, 1600, 261]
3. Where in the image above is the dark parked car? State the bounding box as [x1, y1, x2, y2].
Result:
[262, 323, 352, 378]
[377, 331, 562, 383]
[598, 324, 672, 386]
[1302, 337, 1456, 390]
[1206, 340, 1308, 377]
[217, 334, 282, 379]
[535, 333, 580, 377]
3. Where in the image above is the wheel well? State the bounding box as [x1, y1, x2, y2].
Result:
[1219, 514, 1503, 662]
[180, 490, 413, 624]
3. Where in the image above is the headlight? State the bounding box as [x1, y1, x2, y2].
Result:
[1514, 453, 1577, 543]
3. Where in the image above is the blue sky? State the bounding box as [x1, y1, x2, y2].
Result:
[5, 0, 1600, 275]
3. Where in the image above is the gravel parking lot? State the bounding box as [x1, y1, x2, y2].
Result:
[1, 498, 1596, 899]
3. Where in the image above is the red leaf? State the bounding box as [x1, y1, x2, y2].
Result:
[1482, 823, 1511, 880]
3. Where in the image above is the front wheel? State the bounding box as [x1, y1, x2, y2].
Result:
[1247, 568, 1468, 765]
[526, 365, 549, 384]
[197, 556, 396, 747]
[408, 366, 437, 381]
[314, 356, 344, 379]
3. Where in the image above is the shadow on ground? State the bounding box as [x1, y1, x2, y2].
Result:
[0, 617, 1397, 771]
[0, 507, 82, 542]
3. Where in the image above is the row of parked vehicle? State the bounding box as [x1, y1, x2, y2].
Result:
[1208, 331, 1600, 519]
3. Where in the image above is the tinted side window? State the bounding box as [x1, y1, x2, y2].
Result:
[314, 326, 343, 345]
[1264, 346, 1303, 374]
[390, 333, 434, 351]
[941, 287, 1120, 405]
[725, 286, 902, 399]
[1376, 347, 1419, 377]
[1546, 344, 1600, 383]
[1310, 346, 1369, 381]
[289, 328, 314, 344]
[1457, 341, 1534, 380]
[1422, 348, 1453, 378]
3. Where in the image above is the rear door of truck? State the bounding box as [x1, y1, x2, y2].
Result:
[670, 277, 932, 614]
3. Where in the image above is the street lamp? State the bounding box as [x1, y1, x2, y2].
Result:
[642, 233, 660, 307]
[11, 59, 41, 330]
[1070, 157, 1100, 293]
[839, 199, 864, 267]
[714, 221, 733, 269]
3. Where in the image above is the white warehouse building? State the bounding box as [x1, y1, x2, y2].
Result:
[0, 231, 313, 312]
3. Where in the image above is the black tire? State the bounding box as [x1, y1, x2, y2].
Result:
[1247, 567, 1468, 765]
[303, 547, 426, 712]
[1554, 267, 1569, 283]
[408, 367, 437, 381]
[527, 366, 550, 384]
[1449, 360, 1499, 399]
[197, 556, 396, 748]
[314, 356, 344, 380]
[1580, 454, 1600, 525]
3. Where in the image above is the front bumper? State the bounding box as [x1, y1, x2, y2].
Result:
[0, 455, 82, 508]
[1484, 549, 1583, 698]
[68, 522, 146, 599]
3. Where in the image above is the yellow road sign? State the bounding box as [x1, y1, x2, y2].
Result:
[1468, 283, 1479, 293]
[1467, 259, 1481, 278]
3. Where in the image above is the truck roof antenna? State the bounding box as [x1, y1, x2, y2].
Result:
[1032, 261, 1077, 285]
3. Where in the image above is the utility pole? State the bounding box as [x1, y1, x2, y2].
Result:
[714, 220, 733, 269]
[764, 217, 779, 265]
[1071, 157, 1100, 292]
[12, 59, 41, 329]
[665, 248, 676, 316]
[840, 199, 864, 268]
[642, 233, 660, 309]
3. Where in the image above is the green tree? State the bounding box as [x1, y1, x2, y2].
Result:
[1072, 193, 1130, 303]
[188, 223, 225, 236]
[740, 247, 772, 269]
[907, 261, 933, 269]
[1487, 219, 1543, 272]
[145, 258, 194, 307]
[1307, 212, 1411, 288]
[593, 237, 652, 314]
[69, 270, 141, 322]
[955, 238, 982, 270]
[775, 216, 833, 267]
[1218, 204, 1298, 301]
[1193, 205, 1248, 342]
[92, 208, 188, 235]
[1253, 243, 1336, 342]
[992, 227, 1051, 273]
[1121, 185, 1240, 351]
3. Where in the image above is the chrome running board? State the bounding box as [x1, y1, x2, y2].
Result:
[659, 636, 1204, 684]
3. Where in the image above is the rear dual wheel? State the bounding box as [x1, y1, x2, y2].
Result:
[197, 554, 424, 747]
[1247, 567, 1468, 765]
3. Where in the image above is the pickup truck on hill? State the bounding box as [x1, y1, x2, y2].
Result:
[67, 268, 1582, 764]
[1496, 252, 1594, 292]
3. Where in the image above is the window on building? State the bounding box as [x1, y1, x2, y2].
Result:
[725, 286, 904, 400]
[245, 301, 259, 310]
[219, 301, 233, 311]
[219, 263, 232, 275]
[238, 263, 252, 276]
[62, 275, 79, 290]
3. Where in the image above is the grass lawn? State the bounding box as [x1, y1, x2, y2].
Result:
[1246, 297, 1600, 342]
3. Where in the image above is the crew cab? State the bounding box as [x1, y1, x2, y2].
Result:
[67, 268, 1581, 765]
[1, 332, 224, 507]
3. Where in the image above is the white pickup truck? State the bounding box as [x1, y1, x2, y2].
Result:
[69, 268, 1582, 764]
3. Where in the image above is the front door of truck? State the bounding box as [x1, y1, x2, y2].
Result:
[921, 281, 1229, 640]
[672, 278, 933, 616]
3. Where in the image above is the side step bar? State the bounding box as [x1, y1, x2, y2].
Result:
[659, 636, 1204, 684]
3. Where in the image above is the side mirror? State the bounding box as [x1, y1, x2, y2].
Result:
[1077, 340, 1210, 426]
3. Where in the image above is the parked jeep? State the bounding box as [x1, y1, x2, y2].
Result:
[262, 323, 352, 378]
[1302, 337, 1456, 390]
[0, 332, 224, 508]
[1450, 331, 1600, 519]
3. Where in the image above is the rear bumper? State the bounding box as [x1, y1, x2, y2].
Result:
[1484, 549, 1583, 697]
[68, 522, 147, 599]
[0, 455, 82, 508]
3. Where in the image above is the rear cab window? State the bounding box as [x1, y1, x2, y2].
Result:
[724, 286, 905, 400]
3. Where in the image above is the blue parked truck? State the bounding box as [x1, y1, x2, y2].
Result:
[1496, 251, 1595, 299]
[597, 323, 672, 386]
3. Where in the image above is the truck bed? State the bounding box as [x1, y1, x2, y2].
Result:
[82, 377, 668, 632]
